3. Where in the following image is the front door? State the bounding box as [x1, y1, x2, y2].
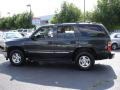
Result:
[24, 26, 57, 60]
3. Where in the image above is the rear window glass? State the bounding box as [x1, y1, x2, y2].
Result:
[78, 25, 107, 37]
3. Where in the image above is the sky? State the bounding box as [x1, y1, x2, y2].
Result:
[0, 0, 97, 17]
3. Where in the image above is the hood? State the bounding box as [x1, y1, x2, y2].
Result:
[5, 37, 30, 47]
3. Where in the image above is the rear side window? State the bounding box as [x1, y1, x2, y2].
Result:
[78, 25, 107, 37]
[57, 26, 76, 39]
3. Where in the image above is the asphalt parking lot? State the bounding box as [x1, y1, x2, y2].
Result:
[0, 51, 120, 90]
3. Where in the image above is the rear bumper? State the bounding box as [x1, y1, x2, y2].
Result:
[109, 53, 114, 59]
[96, 51, 114, 60]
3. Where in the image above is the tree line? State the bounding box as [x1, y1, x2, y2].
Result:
[0, 12, 34, 30]
[0, 0, 120, 31]
[51, 0, 120, 31]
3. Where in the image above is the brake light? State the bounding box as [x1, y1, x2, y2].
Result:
[107, 41, 112, 52]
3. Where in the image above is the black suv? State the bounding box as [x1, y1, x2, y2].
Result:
[2, 23, 114, 70]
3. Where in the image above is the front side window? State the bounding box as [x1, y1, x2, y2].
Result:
[33, 26, 55, 39]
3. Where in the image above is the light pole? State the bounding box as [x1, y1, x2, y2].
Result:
[84, 0, 85, 22]
[26, 4, 31, 14]
[7, 12, 10, 17]
[26, 4, 32, 26]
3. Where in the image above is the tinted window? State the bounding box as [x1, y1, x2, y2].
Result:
[57, 26, 76, 39]
[78, 25, 106, 37]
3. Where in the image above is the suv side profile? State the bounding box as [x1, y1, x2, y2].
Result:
[2, 23, 114, 70]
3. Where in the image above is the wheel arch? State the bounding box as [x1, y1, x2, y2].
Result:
[72, 47, 97, 61]
[112, 42, 118, 46]
[7, 46, 25, 58]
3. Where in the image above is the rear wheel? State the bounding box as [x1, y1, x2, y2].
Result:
[75, 52, 95, 70]
[9, 50, 25, 66]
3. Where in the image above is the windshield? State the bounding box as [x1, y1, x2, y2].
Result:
[5, 32, 23, 39]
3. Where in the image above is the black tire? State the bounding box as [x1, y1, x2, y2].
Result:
[112, 43, 118, 50]
[75, 52, 95, 70]
[9, 50, 25, 66]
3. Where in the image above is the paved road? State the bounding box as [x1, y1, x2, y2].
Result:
[0, 51, 120, 90]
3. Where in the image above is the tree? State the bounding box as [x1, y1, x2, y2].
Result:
[0, 12, 34, 30]
[84, 11, 93, 22]
[91, 0, 120, 30]
[51, 1, 82, 24]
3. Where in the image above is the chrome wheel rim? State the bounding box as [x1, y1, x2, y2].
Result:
[79, 56, 91, 68]
[12, 53, 21, 64]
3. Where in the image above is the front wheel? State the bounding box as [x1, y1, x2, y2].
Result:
[75, 52, 95, 70]
[9, 50, 25, 66]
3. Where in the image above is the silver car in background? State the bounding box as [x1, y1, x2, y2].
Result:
[0, 32, 23, 48]
[110, 32, 120, 50]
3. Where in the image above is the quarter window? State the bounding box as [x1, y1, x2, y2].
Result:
[78, 25, 106, 37]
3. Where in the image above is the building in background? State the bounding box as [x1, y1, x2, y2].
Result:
[32, 15, 53, 28]
[32, 17, 41, 29]
[40, 15, 53, 25]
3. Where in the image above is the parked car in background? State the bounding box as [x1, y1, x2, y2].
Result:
[11, 30, 18, 32]
[110, 32, 120, 50]
[18, 29, 34, 37]
[0, 32, 23, 48]
[1, 23, 114, 70]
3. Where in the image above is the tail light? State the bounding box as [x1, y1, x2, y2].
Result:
[106, 41, 112, 52]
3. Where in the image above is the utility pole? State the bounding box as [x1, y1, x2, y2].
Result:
[84, 0, 85, 22]
[7, 12, 10, 17]
[26, 4, 32, 27]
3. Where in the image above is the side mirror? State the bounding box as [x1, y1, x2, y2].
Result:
[31, 35, 45, 40]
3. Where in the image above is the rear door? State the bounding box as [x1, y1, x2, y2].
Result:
[53, 25, 79, 58]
